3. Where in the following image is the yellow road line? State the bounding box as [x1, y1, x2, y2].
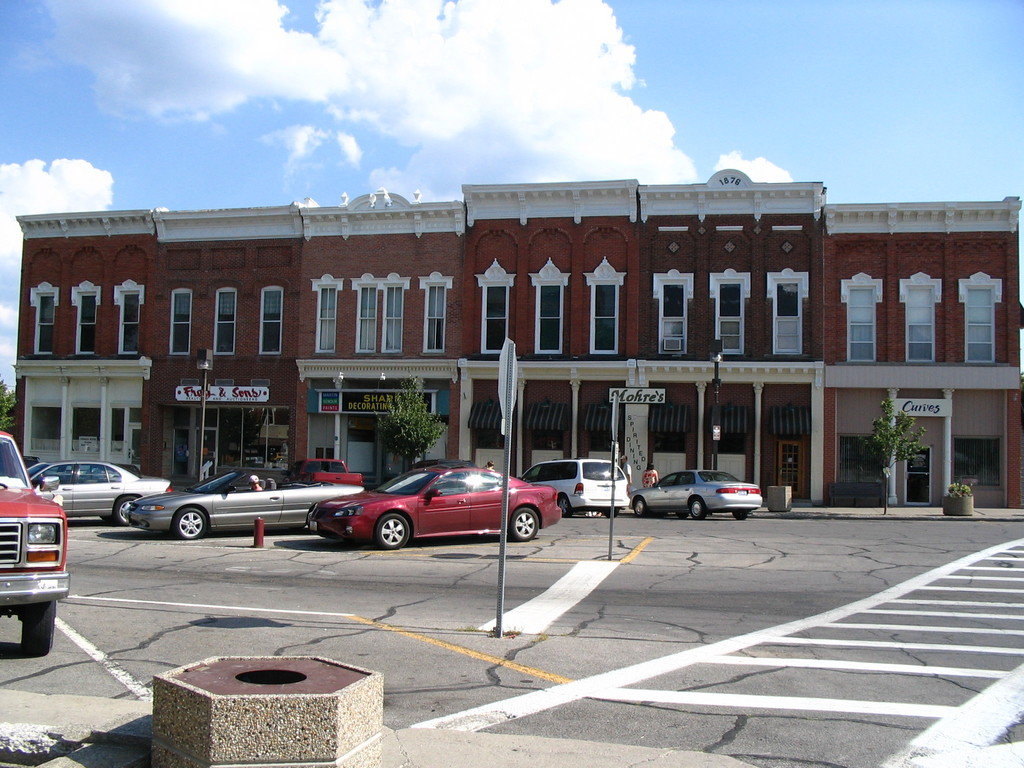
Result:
[621, 536, 655, 564]
[345, 614, 573, 684]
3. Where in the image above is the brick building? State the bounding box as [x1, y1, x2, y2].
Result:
[15, 171, 1021, 506]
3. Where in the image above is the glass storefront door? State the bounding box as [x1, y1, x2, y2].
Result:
[906, 448, 931, 504]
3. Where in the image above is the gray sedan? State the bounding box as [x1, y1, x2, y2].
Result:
[127, 470, 362, 540]
[30, 461, 172, 525]
[630, 470, 762, 520]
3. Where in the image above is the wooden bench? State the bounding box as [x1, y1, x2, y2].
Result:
[828, 481, 883, 507]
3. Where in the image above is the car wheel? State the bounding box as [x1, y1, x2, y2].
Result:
[109, 495, 139, 526]
[172, 508, 209, 540]
[556, 494, 574, 518]
[688, 497, 709, 520]
[732, 509, 750, 520]
[19, 601, 56, 657]
[509, 507, 539, 542]
[632, 497, 649, 517]
[374, 512, 410, 550]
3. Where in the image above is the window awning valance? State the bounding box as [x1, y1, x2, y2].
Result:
[525, 401, 568, 431]
[769, 405, 812, 435]
[468, 399, 501, 430]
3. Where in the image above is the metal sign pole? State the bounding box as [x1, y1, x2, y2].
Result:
[494, 339, 517, 638]
[608, 395, 619, 561]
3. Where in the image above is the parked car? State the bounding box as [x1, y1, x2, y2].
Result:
[285, 459, 363, 486]
[308, 466, 560, 550]
[520, 458, 630, 517]
[29, 461, 173, 525]
[410, 459, 476, 469]
[629, 470, 762, 520]
[127, 469, 362, 540]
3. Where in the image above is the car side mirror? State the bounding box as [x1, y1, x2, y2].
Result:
[423, 488, 439, 501]
[37, 475, 59, 492]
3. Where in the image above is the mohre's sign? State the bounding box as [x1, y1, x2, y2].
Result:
[175, 385, 270, 403]
[608, 387, 666, 404]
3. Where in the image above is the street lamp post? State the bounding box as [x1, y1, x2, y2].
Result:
[196, 349, 212, 480]
[711, 340, 722, 471]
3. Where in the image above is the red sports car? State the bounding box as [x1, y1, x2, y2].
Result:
[308, 466, 560, 550]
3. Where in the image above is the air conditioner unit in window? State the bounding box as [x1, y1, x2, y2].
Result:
[663, 338, 683, 352]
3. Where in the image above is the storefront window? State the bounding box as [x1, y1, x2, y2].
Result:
[653, 431, 685, 453]
[531, 429, 564, 451]
[72, 407, 101, 452]
[838, 436, 879, 482]
[476, 429, 504, 450]
[31, 406, 61, 452]
[953, 437, 999, 486]
[203, 407, 290, 470]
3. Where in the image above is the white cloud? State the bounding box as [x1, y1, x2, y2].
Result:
[0, 159, 113, 384]
[262, 125, 331, 164]
[714, 151, 793, 183]
[43, 0, 697, 194]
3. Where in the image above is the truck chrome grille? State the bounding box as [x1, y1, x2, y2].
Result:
[0, 521, 22, 565]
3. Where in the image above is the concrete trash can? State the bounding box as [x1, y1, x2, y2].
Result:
[766, 485, 792, 512]
[152, 656, 383, 768]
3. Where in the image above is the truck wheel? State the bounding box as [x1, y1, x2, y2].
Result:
[20, 600, 56, 657]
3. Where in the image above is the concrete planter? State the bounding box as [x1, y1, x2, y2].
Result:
[942, 495, 974, 516]
[152, 656, 383, 768]
[766, 486, 792, 512]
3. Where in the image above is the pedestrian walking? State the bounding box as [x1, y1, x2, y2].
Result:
[642, 462, 660, 488]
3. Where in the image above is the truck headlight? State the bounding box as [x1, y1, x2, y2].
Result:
[28, 523, 59, 545]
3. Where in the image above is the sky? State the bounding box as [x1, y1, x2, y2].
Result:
[1, 0, 1022, 387]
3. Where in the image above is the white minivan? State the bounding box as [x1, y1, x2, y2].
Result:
[521, 458, 630, 517]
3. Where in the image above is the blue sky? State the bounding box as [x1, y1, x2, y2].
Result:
[1, 0, 1022, 386]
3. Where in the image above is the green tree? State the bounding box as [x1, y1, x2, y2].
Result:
[0, 380, 14, 433]
[863, 398, 926, 515]
[377, 378, 446, 464]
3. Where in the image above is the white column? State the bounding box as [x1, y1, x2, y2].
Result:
[570, 374, 580, 457]
[810, 371, 825, 503]
[942, 388, 954, 490]
[458, 361, 472, 461]
[515, 378, 525, 474]
[59, 375, 70, 457]
[99, 376, 109, 462]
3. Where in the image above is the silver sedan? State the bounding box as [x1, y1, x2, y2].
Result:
[30, 461, 172, 525]
[630, 470, 762, 520]
[128, 470, 362, 540]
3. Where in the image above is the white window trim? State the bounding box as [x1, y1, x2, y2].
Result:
[169, 288, 192, 355]
[476, 260, 515, 353]
[531, 259, 569, 354]
[311, 274, 344, 354]
[419, 272, 453, 354]
[71, 281, 101, 355]
[585, 258, 625, 355]
[709, 270, 751, 355]
[113, 280, 145, 355]
[29, 282, 59, 355]
[653, 270, 693, 354]
[840, 273, 883, 362]
[899, 272, 941, 363]
[259, 286, 284, 356]
[214, 287, 237, 355]
[766, 269, 808, 355]
[381, 273, 410, 354]
[959, 271, 1001, 364]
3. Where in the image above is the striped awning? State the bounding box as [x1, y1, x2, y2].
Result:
[525, 401, 568, 431]
[648, 403, 689, 433]
[769, 405, 812, 435]
[583, 403, 612, 431]
[468, 400, 501, 430]
[721, 405, 750, 435]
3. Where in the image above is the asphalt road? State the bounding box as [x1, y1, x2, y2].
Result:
[2, 513, 1022, 768]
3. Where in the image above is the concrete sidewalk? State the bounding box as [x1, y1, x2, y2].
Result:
[0, 689, 754, 768]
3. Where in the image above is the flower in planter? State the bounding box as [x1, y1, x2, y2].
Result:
[946, 482, 973, 497]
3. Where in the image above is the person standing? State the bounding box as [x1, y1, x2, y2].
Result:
[618, 453, 633, 492]
[642, 462, 660, 488]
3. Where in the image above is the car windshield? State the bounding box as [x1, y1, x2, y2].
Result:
[375, 471, 439, 495]
[0, 438, 30, 489]
[697, 471, 740, 483]
[186, 472, 244, 493]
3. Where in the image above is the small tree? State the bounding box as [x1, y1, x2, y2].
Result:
[0, 380, 14, 434]
[377, 378, 446, 465]
[863, 398, 925, 514]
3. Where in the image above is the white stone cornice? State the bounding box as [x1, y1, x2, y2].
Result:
[18, 210, 155, 239]
[462, 180, 639, 226]
[826, 197, 1021, 234]
[295, 359, 460, 382]
[639, 170, 825, 222]
[300, 192, 465, 239]
[153, 205, 304, 241]
[15, 357, 153, 380]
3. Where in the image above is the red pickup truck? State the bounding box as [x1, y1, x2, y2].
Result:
[287, 459, 363, 486]
[0, 431, 69, 656]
